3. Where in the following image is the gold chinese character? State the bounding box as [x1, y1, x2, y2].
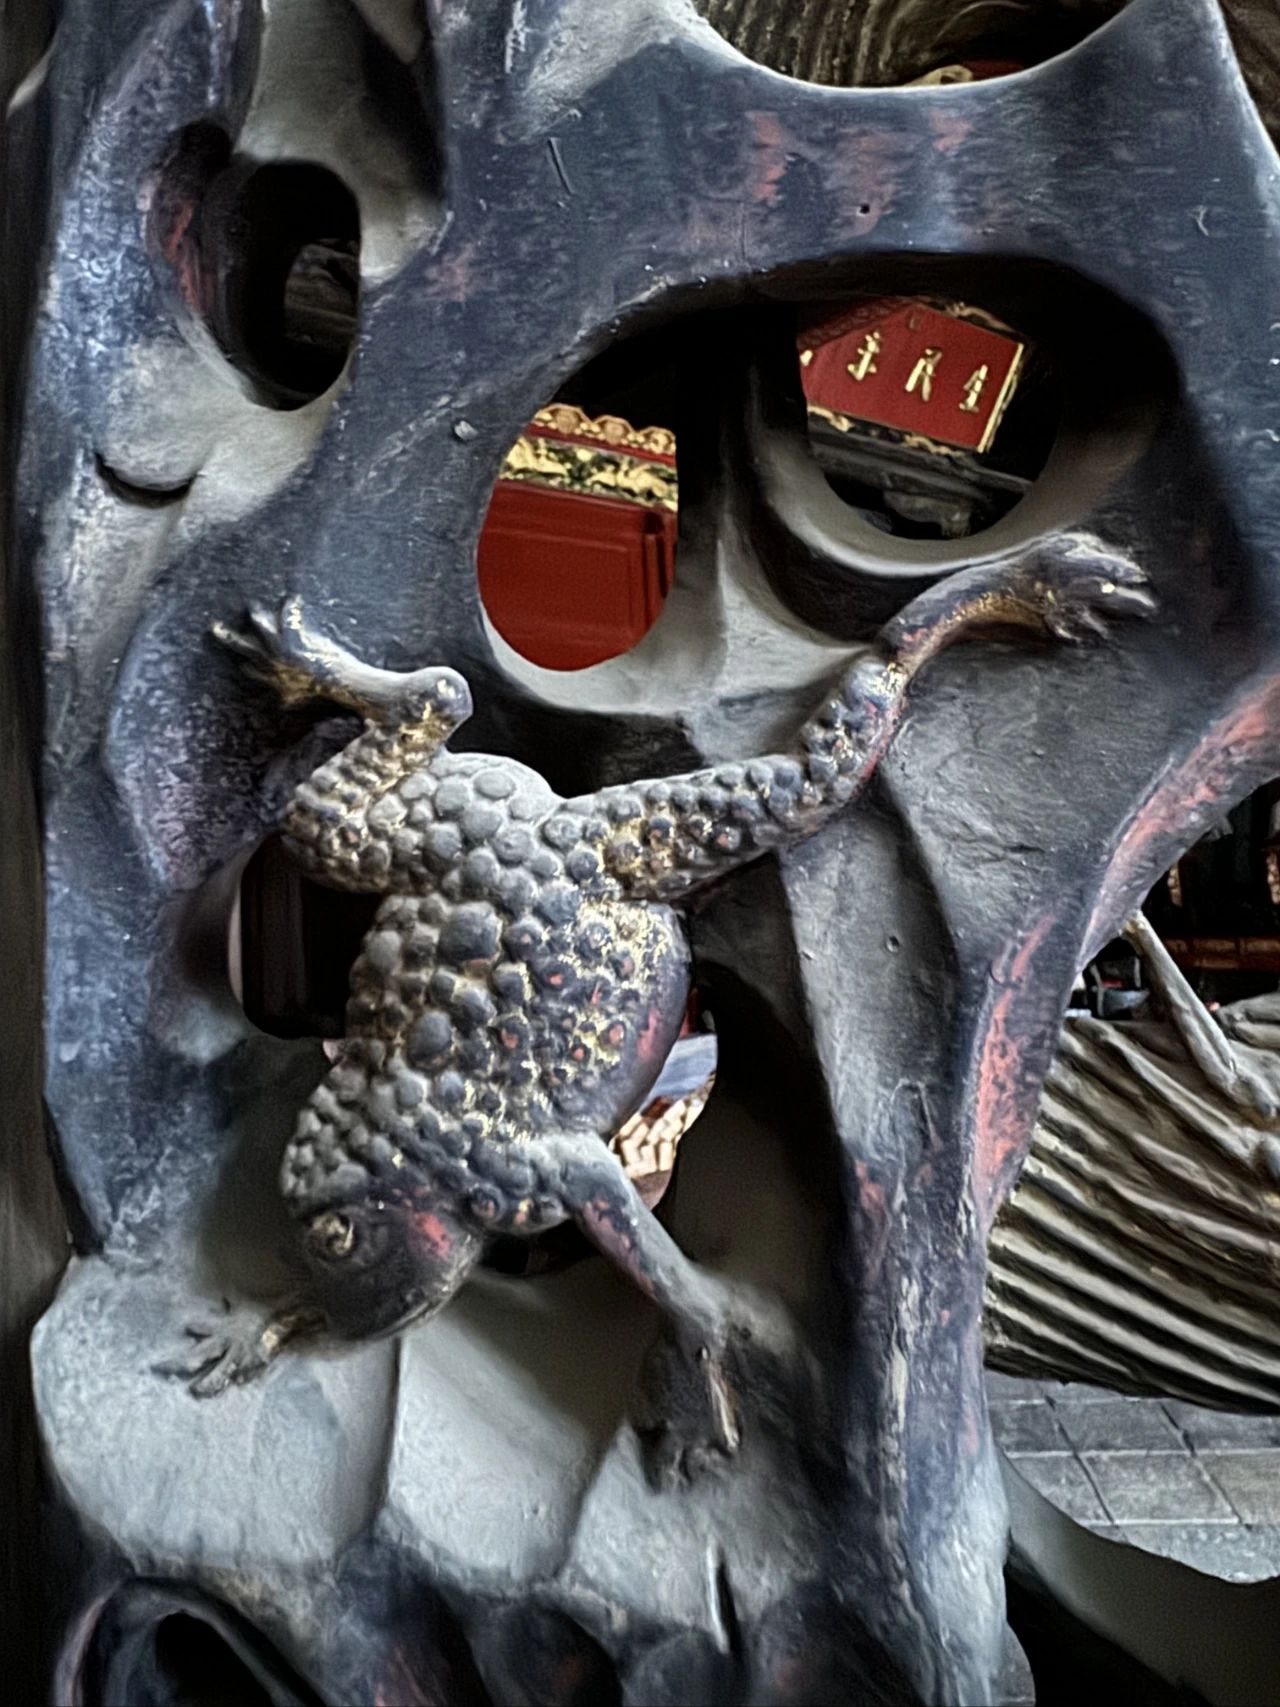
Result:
[905, 347, 942, 401]
[959, 364, 990, 413]
[846, 330, 881, 382]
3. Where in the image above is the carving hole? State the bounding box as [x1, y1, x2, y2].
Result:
[737, 260, 1176, 623]
[149, 1617, 274, 1707]
[231, 834, 376, 1039]
[478, 325, 683, 670]
[482, 274, 1167, 679]
[1079, 779, 1280, 1017]
[206, 161, 360, 407]
[151, 127, 360, 408]
[692, 0, 1130, 87]
[798, 293, 1058, 540]
[76, 1587, 324, 1707]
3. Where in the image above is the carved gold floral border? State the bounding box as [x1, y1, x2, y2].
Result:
[528, 403, 676, 458]
[497, 404, 679, 511]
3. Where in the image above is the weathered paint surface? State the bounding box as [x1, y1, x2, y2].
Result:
[13, 0, 1280, 1703]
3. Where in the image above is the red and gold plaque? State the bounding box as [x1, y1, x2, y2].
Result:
[799, 298, 1026, 454]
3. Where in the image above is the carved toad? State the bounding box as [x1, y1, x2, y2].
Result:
[162, 535, 1151, 1483]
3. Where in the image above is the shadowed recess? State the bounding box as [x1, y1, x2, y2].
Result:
[74, 1582, 324, 1707]
[149, 123, 361, 409]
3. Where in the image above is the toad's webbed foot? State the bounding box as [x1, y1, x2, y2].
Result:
[213, 595, 356, 708]
[550, 1139, 797, 1487]
[633, 1318, 744, 1490]
[1024, 532, 1155, 641]
[882, 530, 1154, 677]
[153, 1300, 321, 1397]
[214, 595, 473, 729]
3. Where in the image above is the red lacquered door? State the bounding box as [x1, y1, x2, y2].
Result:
[478, 483, 677, 670]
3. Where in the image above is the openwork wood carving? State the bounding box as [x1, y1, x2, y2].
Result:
[162, 547, 1147, 1485]
[10, 1, 1280, 1703]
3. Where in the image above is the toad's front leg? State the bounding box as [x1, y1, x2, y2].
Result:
[153, 1299, 324, 1396]
[880, 528, 1154, 671]
[215, 597, 474, 891]
[213, 595, 473, 731]
[570, 529, 1154, 907]
[551, 1141, 788, 1487]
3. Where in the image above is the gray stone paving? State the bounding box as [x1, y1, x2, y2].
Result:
[989, 1372, 1280, 1581]
[990, 1372, 1280, 1704]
